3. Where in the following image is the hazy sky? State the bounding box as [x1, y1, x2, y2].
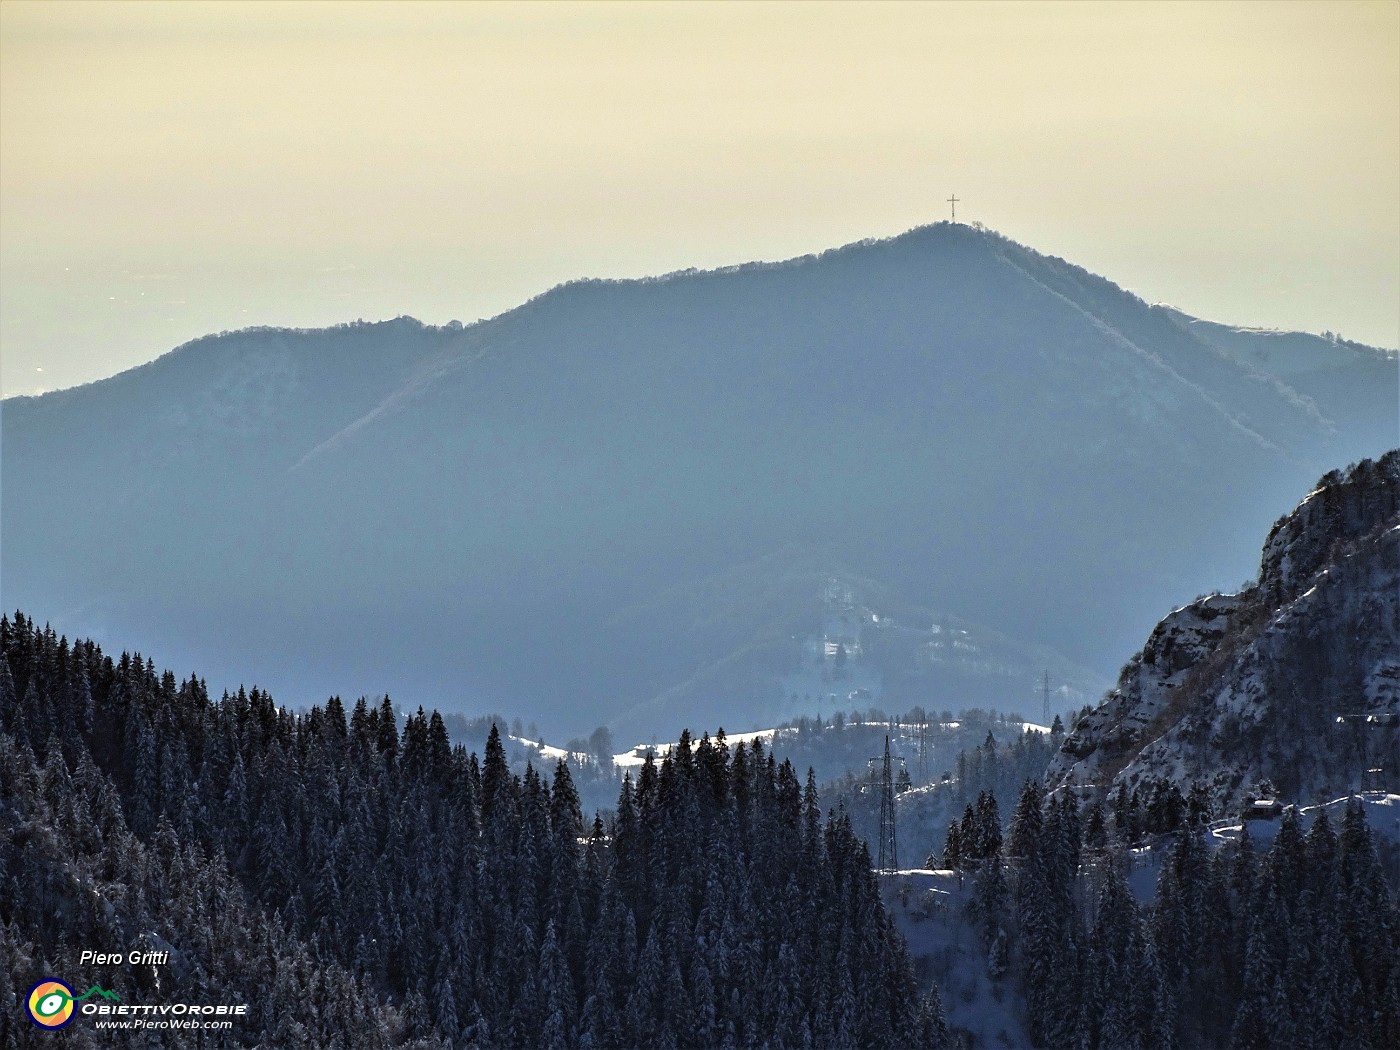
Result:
[2, 0, 1397, 396]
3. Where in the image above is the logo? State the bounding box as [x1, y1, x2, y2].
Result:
[26, 979, 120, 1029]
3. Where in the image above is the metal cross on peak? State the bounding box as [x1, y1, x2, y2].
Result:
[947, 195, 960, 221]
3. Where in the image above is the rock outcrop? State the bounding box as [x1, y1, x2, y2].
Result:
[1048, 449, 1400, 811]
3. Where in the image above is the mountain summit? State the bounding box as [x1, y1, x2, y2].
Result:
[3, 223, 1394, 734]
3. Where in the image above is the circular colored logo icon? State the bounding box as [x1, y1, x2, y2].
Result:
[27, 979, 76, 1029]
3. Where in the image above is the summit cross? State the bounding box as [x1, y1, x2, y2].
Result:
[947, 195, 960, 221]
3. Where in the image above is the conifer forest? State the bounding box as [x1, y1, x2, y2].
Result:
[3, 10, 1398, 1046]
[3, 611, 1397, 1048]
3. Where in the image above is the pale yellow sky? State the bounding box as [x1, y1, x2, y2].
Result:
[2, 0, 1397, 394]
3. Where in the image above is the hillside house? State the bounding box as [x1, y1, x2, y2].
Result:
[1242, 798, 1284, 821]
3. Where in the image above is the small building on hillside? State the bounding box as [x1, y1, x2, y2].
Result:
[1242, 798, 1284, 821]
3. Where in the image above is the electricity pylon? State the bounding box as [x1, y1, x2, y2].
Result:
[877, 735, 899, 873]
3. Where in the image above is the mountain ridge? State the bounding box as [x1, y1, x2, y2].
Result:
[10, 222, 1393, 407]
[3, 222, 1394, 736]
[1047, 450, 1400, 810]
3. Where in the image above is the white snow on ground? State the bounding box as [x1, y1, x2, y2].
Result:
[1208, 791, 1400, 848]
[612, 720, 1047, 770]
[512, 717, 1051, 776]
[883, 869, 1032, 1049]
[509, 729, 790, 770]
[1104, 792, 1400, 904]
[612, 728, 790, 768]
[506, 735, 586, 763]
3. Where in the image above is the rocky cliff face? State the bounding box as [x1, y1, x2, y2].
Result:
[1047, 449, 1400, 811]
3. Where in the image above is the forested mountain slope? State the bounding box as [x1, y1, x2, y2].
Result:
[5, 610, 1396, 1049]
[0, 614, 947, 1048]
[902, 782, 1399, 1050]
[4, 223, 1394, 735]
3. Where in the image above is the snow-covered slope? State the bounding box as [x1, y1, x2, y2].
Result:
[1048, 451, 1400, 812]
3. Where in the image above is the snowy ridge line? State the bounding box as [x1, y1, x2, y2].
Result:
[600, 719, 1053, 770]
[612, 728, 788, 768]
